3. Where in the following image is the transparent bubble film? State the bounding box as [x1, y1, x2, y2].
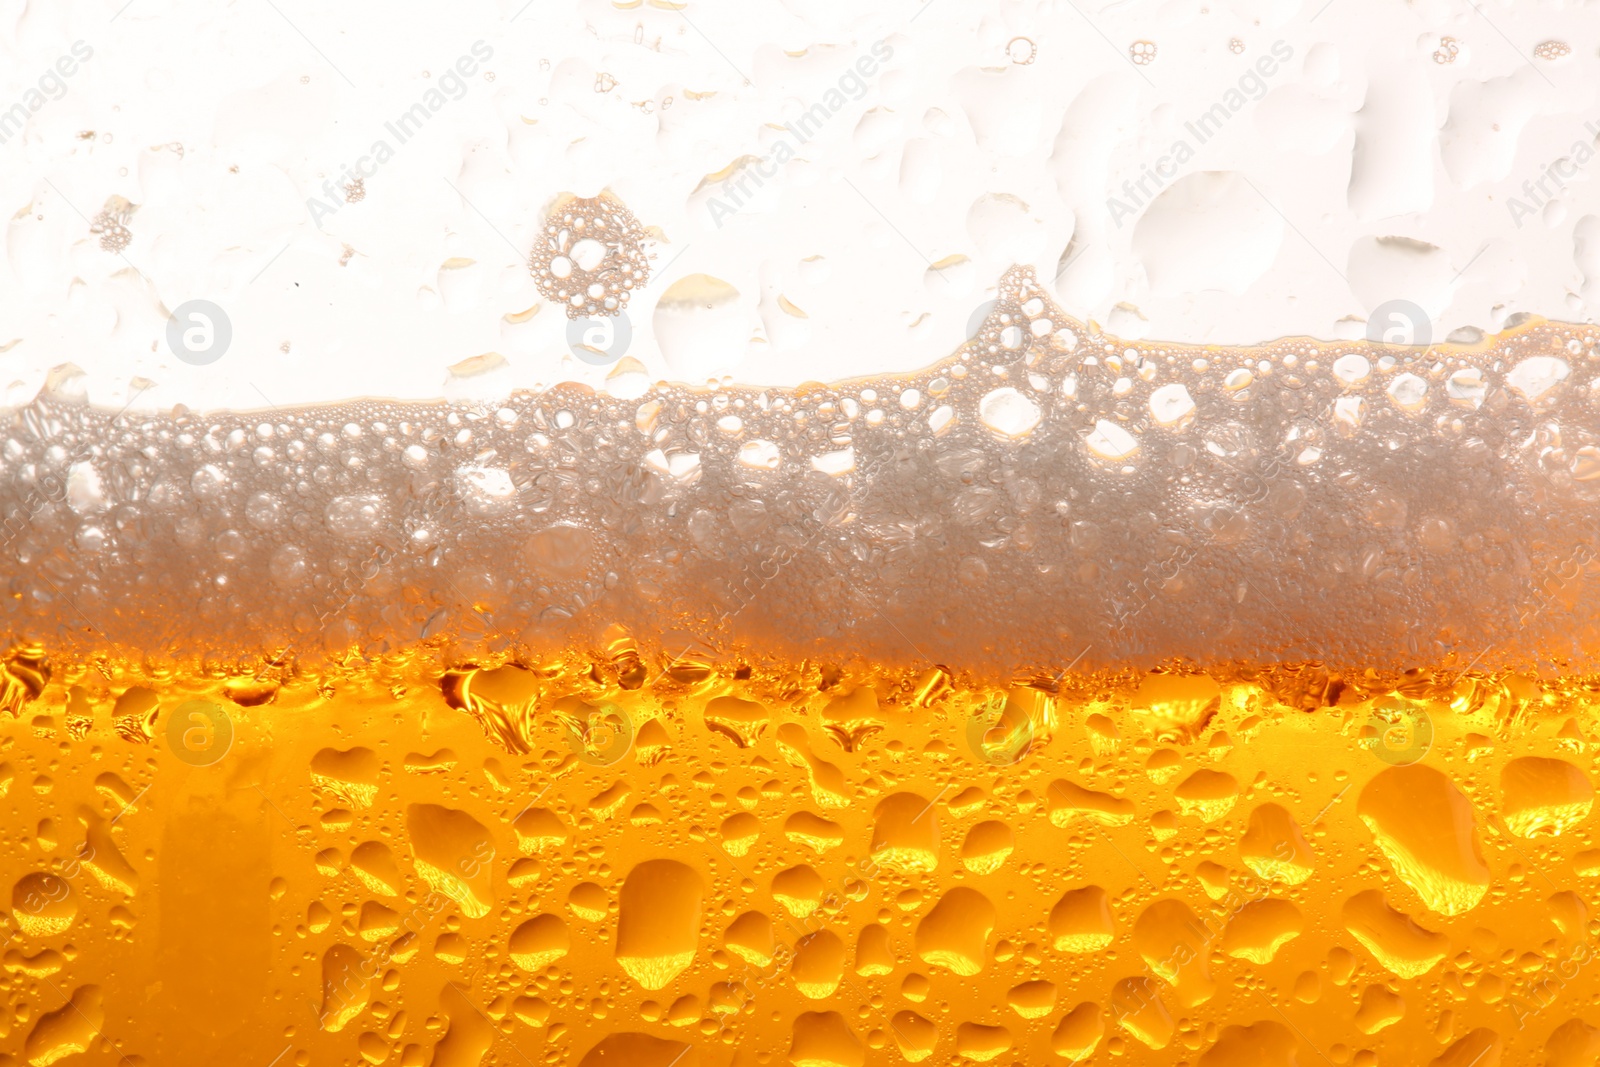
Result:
[5, 266, 1599, 677]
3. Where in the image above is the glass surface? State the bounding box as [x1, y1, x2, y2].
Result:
[0, 3, 1596, 1064]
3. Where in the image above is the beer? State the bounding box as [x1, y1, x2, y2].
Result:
[1, 269, 1598, 1064]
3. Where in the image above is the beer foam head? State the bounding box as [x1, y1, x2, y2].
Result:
[3, 267, 1598, 675]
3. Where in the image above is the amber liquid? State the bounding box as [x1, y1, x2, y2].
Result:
[0, 641, 1594, 1067]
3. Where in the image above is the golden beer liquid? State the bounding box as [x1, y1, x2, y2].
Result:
[2, 271, 1600, 1065]
[0, 651, 1596, 1066]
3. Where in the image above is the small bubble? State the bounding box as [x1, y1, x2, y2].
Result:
[1006, 37, 1037, 65]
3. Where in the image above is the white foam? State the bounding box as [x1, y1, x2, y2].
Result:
[1, 4, 1597, 411]
[3, 267, 1598, 675]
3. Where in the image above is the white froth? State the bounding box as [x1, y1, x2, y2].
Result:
[2, 267, 1598, 676]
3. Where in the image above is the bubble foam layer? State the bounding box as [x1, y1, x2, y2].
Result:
[4, 267, 1600, 675]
